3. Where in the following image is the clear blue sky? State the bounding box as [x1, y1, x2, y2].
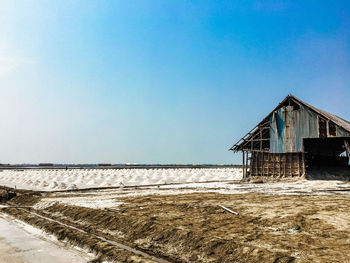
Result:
[0, 0, 349, 164]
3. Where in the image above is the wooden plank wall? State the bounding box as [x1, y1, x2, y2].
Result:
[249, 152, 305, 177]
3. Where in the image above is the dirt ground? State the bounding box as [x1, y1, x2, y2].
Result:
[2, 184, 350, 263]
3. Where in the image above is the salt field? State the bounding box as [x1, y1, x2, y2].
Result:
[2, 169, 350, 262]
[0, 168, 242, 191]
[33, 179, 350, 209]
[0, 214, 93, 263]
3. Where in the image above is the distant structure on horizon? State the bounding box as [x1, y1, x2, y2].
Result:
[230, 94, 350, 177]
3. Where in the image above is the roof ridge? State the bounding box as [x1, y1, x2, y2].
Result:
[290, 96, 350, 132]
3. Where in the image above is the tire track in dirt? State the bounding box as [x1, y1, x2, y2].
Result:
[1, 205, 171, 263]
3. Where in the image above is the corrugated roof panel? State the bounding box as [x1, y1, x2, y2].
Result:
[231, 94, 350, 152]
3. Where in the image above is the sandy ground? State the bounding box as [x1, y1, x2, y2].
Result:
[2, 179, 350, 262]
[0, 214, 94, 263]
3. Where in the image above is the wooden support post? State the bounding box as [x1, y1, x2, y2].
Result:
[246, 152, 248, 177]
[250, 152, 255, 176]
[289, 154, 292, 177]
[260, 130, 263, 151]
[256, 152, 258, 176]
[262, 152, 264, 176]
[246, 151, 249, 177]
[250, 152, 253, 176]
[258, 152, 260, 176]
[345, 141, 350, 158]
[278, 153, 281, 177]
[242, 151, 245, 179]
[302, 152, 305, 176]
[255, 152, 258, 176]
[246, 151, 248, 176]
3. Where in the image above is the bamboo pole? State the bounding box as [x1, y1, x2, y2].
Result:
[242, 151, 245, 179]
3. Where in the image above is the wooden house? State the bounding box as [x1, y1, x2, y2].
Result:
[230, 95, 350, 177]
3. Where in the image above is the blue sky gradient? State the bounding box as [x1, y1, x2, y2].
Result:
[0, 1, 349, 164]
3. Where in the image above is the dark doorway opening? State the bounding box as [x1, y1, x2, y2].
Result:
[303, 137, 350, 178]
[303, 137, 349, 167]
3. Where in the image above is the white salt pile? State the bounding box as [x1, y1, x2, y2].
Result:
[0, 168, 242, 191]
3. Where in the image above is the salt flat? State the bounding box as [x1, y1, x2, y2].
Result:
[0, 214, 93, 263]
[0, 167, 242, 191]
[2, 172, 350, 262]
[34, 179, 350, 209]
[5, 181, 350, 263]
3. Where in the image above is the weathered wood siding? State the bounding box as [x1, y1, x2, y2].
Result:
[269, 104, 349, 153]
[249, 152, 305, 177]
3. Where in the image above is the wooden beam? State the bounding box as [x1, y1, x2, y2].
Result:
[242, 151, 245, 179]
[262, 152, 264, 176]
[218, 205, 239, 216]
[278, 153, 281, 177]
[298, 153, 301, 176]
[254, 152, 257, 176]
[246, 151, 249, 176]
[241, 149, 270, 153]
[345, 140, 350, 158]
